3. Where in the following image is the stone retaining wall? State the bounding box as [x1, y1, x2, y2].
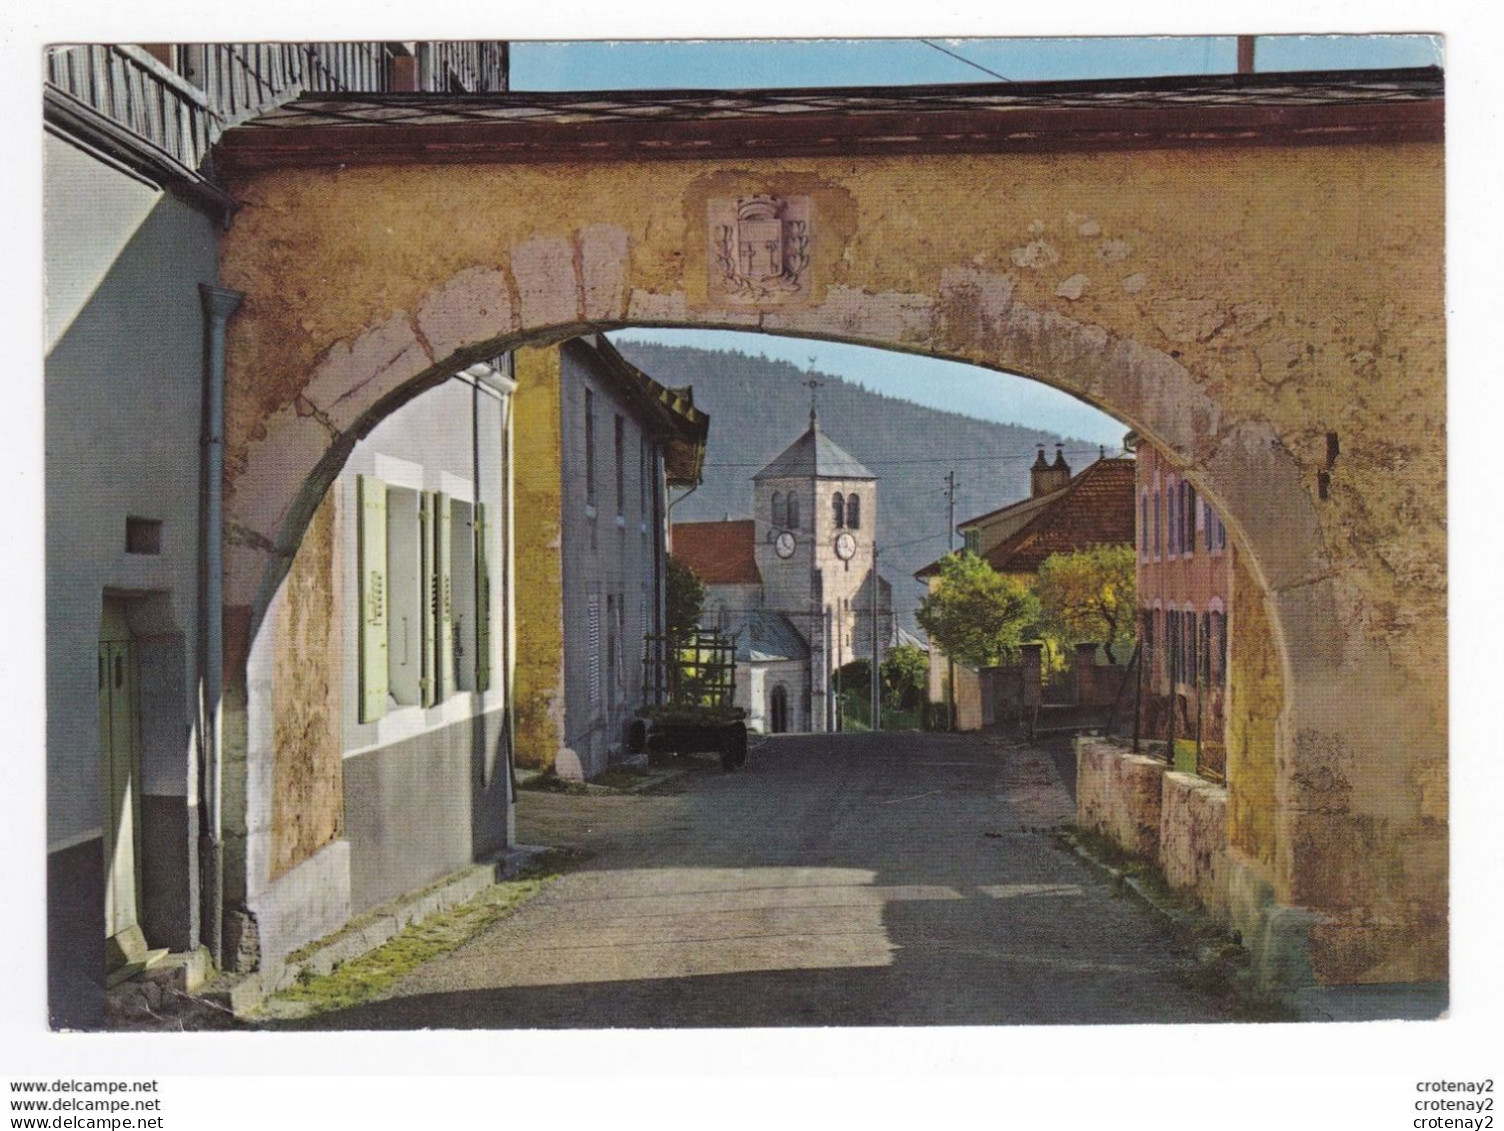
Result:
[1159, 770, 1230, 922]
[1076, 738, 1167, 859]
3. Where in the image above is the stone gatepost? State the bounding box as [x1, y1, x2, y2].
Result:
[1075, 642, 1099, 704]
[1020, 643, 1043, 709]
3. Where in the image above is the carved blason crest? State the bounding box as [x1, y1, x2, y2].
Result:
[709, 194, 812, 303]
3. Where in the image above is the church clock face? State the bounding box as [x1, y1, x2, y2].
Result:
[775, 531, 797, 559]
[834, 532, 856, 560]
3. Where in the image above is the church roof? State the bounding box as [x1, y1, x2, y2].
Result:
[728, 610, 810, 664]
[671, 519, 761, 585]
[753, 418, 875, 482]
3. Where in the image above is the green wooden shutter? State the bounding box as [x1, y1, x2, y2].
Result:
[420, 490, 436, 708]
[436, 490, 455, 701]
[474, 501, 491, 693]
[358, 475, 389, 723]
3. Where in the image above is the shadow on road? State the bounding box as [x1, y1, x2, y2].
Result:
[262, 732, 1233, 1030]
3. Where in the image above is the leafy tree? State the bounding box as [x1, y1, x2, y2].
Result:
[916, 552, 1040, 669]
[882, 643, 930, 709]
[1034, 545, 1137, 664]
[835, 658, 872, 691]
[665, 554, 704, 641]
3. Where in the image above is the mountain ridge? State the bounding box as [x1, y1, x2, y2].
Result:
[613, 340, 1115, 632]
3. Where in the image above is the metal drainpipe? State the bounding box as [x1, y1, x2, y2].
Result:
[871, 545, 880, 731]
[499, 356, 520, 801]
[466, 358, 520, 802]
[199, 283, 242, 970]
[651, 444, 667, 705]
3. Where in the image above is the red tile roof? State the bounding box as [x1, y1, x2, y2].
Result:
[671, 519, 762, 585]
[986, 458, 1136, 573]
[915, 457, 1135, 578]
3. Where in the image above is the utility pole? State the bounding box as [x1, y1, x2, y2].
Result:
[946, 471, 957, 553]
[834, 597, 843, 732]
[871, 544, 881, 731]
[944, 470, 958, 731]
[1237, 35, 1256, 75]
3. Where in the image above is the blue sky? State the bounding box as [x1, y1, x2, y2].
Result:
[562, 35, 1441, 442]
[513, 35, 1441, 90]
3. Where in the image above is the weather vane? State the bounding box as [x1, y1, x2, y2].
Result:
[804, 371, 823, 427]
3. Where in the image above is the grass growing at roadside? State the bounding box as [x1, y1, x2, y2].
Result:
[516, 767, 657, 794]
[1058, 827, 1297, 1022]
[262, 852, 578, 1019]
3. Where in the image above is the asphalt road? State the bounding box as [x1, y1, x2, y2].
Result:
[302, 731, 1235, 1028]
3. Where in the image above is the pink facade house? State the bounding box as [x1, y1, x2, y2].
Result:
[1131, 433, 1233, 779]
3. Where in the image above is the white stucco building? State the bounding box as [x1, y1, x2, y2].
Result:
[43, 41, 509, 1027]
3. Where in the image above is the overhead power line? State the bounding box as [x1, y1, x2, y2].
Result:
[917, 38, 1013, 83]
[701, 445, 1127, 470]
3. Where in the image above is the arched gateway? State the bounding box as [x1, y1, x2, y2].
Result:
[212, 69, 1446, 990]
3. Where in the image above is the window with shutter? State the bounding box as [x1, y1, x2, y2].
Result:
[639, 591, 648, 693]
[847, 493, 860, 530]
[1184, 483, 1196, 556]
[386, 487, 421, 706]
[1200, 612, 1211, 684]
[606, 594, 618, 707]
[614, 414, 625, 516]
[1167, 478, 1178, 555]
[584, 389, 596, 505]
[435, 490, 455, 700]
[587, 594, 601, 707]
[639, 435, 648, 519]
[474, 501, 490, 693]
[1184, 606, 1197, 685]
[357, 475, 389, 723]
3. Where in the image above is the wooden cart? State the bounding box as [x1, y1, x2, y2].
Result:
[628, 630, 748, 772]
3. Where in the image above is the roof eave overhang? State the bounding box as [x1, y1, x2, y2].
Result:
[215, 67, 1445, 171]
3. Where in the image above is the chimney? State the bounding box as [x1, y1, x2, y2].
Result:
[1030, 444, 1052, 497]
[1032, 443, 1072, 496]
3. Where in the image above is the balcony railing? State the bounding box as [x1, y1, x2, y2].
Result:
[419, 42, 510, 94]
[45, 44, 214, 173]
[44, 41, 508, 183]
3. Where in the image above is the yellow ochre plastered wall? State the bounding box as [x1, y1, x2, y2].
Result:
[510, 346, 566, 771]
[218, 140, 1445, 984]
[1226, 553, 1282, 874]
[270, 489, 344, 879]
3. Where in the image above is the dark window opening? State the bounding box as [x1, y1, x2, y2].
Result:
[614, 414, 625, 515]
[584, 389, 596, 505]
[1185, 484, 1197, 555]
[125, 517, 162, 555]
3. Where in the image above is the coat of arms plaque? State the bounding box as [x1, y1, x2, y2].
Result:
[708, 194, 812, 303]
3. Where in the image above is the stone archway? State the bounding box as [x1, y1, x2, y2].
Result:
[214, 78, 1446, 988]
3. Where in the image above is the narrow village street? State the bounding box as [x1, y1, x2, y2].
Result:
[282, 732, 1237, 1029]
